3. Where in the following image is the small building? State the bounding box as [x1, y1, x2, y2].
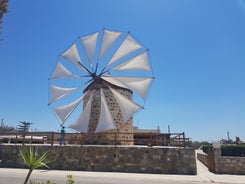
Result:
[133, 126, 189, 147]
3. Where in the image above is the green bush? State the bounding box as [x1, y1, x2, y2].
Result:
[221, 145, 245, 157]
[201, 145, 212, 154]
[201, 143, 245, 156]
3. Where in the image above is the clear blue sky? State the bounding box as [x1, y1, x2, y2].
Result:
[1, 0, 245, 142]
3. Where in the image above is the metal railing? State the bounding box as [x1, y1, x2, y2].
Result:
[0, 131, 188, 147]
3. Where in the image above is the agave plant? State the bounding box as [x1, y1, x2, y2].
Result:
[66, 174, 75, 184]
[19, 146, 51, 184]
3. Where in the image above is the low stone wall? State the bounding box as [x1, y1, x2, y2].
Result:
[196, 152, 208, 167]
[214, 149, 245, 175]
[0, 145, 197, 175]
[197, 148, 245, 175]
[217, 156, 245, 174]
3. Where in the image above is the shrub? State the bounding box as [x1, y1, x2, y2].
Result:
[221, 145, 245, 157]
[19, 146, 51, 184]
[201, 145, 212, 154]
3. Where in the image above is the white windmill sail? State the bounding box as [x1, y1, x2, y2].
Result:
[49, 85, 80, 105]
[98, 29, 121, 61]
[111, 50, 151, 71]
[50, 29, 154, 132]
[109, 87, 142, 123]
[80, 32, 99, 65]
[69, 91, 93, 132]
[107, 34, 142, 66]
[95, 88, 116, 132]
[103, 76, 153, 100]
[53, 94, 85, 125]
[49, 62, 77, 80]
[61, 43, 87, 72]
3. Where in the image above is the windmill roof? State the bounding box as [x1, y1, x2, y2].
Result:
[83, 77, 133, 93]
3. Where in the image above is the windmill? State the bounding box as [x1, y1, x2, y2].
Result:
[48, 29, 154, 144]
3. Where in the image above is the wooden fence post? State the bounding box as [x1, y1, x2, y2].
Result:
[51, 132, 54, 146]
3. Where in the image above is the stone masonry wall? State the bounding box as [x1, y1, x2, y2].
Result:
[0, 145, 197, 175]
[84, 86, 134, 145]
[197, 152, 208, 167]
[213, 148, 245, 175]
[197, 148, 245, 174]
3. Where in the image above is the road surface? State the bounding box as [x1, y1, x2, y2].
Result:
[0, 151, 245, 184]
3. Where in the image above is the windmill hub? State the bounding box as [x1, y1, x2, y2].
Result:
[91, 73, 103, 85]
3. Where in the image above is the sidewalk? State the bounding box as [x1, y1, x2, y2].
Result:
[0, 160, 245, 184]
[196, 157, 245, 183]
[0, 152, 245, 184]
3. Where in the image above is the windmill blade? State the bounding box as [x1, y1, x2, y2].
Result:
[49, 62, 78, 80]
[53, 93, 86, 125]
[80, 32, 99, 65]
[49, 85, 80, 105]
[61, 43, 88, 73]
[111, 50, 151, 71]
[95, 88, 116, 132]
[98, 29, 122, 61]
[109, 87, 142, 123]
[107, 33, 142, 66]
[102, 76, 153, 100]
[69, 91, 93, 132]
[50, 29, 154, 133]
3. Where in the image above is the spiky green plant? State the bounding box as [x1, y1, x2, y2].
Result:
[66, 174, 75, 184]
[19, 146, 51, 184]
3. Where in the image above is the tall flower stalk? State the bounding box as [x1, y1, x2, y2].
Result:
[19, 146, 51, 184]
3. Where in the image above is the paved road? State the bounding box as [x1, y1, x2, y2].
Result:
[0, 168, 219, 184]
[1, 151, 245, 184]
[1, 160, 245, 184]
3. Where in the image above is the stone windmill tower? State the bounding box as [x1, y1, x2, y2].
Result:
[83, 79, 134, 145]
[48, 29, 153, 145]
